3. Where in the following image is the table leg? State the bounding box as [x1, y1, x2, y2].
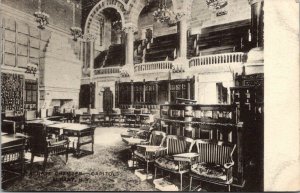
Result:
[21, 148, 24, 177]
[92, 134, 94, 154]
[76, 136, 80, 158]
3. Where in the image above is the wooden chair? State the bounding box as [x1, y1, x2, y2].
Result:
[133, 130, 167, 176]
[1, 136, 25, 187]
[1, 120, 16, 134]
[78, 114, 92, 125]
[91, 113, 105, 126]
[25, 123, 69, 173]
[189, 140, 236, 192]
[154, 135, 195, 190]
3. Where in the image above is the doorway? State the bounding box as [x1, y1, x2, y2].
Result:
[103, 87, 113, 114]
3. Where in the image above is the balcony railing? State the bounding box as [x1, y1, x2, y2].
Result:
[189, 52, 246, 68]
[94, 67, 121, 76]
[134, 61, 173, 73]
[91, 52, 247, 76]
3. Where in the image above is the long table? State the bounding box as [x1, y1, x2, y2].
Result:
[47, 123, 95, 158]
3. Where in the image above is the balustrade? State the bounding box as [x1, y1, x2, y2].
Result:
[189, 52, 246, 67]
[92, 52, 247, 76]
[94, 67, 121, 76]
[134, 61, 173, 73]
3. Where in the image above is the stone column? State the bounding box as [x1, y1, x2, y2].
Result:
[178, 14, 188, 59]
[187, 77, 191, 99]
[143, 79, 146, 103]
[130, 80, 134, 106]
[124, 25, 136, 65]
[83, 33, 97, 112]
[245, 0, 264, 75]
[174, 13, 189, 71]
[155, 80, 159, 104]
[249, 0, 264, 48]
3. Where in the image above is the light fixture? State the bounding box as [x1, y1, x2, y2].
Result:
[34, 11, 50, 29]
[34, 0, 49, 29]
[152, 0, 185, 25]
[70, 1, 82, 41]
[206, 0, 228, 16]
[152, 0, 172, 24]
[112, 20, 122, 31]
[70, 26, 82, 41]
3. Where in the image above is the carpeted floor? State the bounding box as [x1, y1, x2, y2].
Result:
[4, 127, 157, 191]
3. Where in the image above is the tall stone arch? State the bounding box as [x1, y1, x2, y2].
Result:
[84, 0, 129, 35]
[127, 0, 180, 27]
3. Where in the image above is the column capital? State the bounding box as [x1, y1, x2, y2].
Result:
[83, 33, 97, 41]
[174, 12, 186, 22]
[123, 23, 138, 33]
[248, 0, 264, 5]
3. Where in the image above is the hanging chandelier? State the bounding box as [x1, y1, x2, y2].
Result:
[34, 0, 49, 29]
[152, 0, 173, 24]
[206, 0, 228, 14]
[152, 0, 184, 25]
[206, 0, 228, 10]
[112, 20, 122, 31]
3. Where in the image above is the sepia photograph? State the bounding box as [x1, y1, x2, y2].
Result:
[0, 0, 298, 192]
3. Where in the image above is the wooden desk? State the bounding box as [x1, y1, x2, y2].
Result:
[47, 123, 95, 158]
[1, 134, 25, 185]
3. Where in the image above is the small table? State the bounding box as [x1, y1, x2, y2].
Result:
[122, 137, 147, 146]
[173, 152, 200, 162]
[122, 137, 148, 160]
[47, 123, 95, 158]
[137, 145, 165, 152]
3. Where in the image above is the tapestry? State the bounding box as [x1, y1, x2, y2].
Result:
[1, 73, 24, 115]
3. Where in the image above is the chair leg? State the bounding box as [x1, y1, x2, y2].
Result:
[189, 176, 193, 191]
[154, 166, 157, 179]
[180, 173, 183, 191]
[146, 161, 149, 176]
[65, 151, 68, 164]
[228, 185, 231, 192]
[43, 155, 48, 171]
[30, 154, 35, 175]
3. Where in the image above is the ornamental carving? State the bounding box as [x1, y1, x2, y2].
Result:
[83, 33, 97, 41]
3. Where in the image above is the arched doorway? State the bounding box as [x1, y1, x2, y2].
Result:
[102, 87, 113, 114]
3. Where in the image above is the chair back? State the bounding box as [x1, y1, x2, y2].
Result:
[25, 123, 48, 154]
[5, 110, 15, 117]
[149, 131, 166, 146]
[194, 139, 236, 165]
[112, 108, 121, 114]
[1, 120, 16, 134]
[25, 110, 37, 121]
[166, 135, 195, 155]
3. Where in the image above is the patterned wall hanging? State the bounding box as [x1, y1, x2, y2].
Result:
[1, 73, 24, 115]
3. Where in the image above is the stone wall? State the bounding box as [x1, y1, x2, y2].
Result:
[190, 0, 251, 29]
[2, 0, 82, 32]
[137, 0, 177, 39]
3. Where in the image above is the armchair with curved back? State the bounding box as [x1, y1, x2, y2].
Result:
[133, 130, 167, 177]
[24, 122, 69, 173]
[154, 135, 195, 190]
[189, 139, 236, 192]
